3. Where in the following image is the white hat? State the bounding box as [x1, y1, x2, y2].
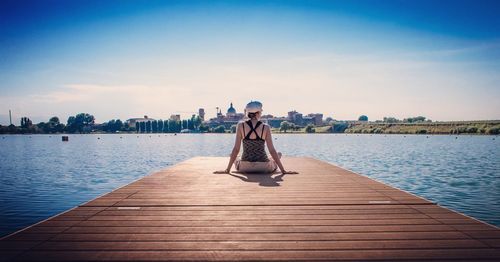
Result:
[245, 101, 263, 113]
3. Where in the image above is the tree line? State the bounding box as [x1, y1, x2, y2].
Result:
[134, 116, 204, 133]
[1, 113, 99, 134]
[0, 113, 208, 134]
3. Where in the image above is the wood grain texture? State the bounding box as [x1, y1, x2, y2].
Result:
[1, 156, 499, 261]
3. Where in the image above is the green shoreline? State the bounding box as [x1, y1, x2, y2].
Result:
[2, 120, 499, 135]
[341, 121, 500, 135]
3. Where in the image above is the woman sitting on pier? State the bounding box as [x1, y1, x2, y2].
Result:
[215, 101, 297, 174]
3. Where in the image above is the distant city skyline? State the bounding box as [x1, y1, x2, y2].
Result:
[1, 0, 500, 125]
[1, 102, 330, 125]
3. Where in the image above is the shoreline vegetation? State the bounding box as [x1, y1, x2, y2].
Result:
[272, 121, 500, 135]
[342, 121, 500, 135]
[1, 113, 499, 135]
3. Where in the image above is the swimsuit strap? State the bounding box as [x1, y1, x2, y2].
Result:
[244, 120, 263, 140]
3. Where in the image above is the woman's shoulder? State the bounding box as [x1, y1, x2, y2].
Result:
[236, 121, 247, 129]
[236, 120, 267, 127]
[260, 121, 270, 130]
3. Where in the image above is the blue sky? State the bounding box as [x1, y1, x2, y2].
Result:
[1, 0, 499, 124]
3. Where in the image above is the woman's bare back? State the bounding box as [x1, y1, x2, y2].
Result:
[240, 120, 267, 141]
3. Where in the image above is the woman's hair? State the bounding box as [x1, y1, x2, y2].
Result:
[247, 112, 257, 119]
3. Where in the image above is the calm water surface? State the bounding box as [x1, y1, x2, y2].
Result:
[0, 134, 499, 236]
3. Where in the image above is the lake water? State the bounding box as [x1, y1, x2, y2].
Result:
[0, 133, 499, 237]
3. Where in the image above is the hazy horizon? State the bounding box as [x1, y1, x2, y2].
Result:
[1, 0, 500, 125]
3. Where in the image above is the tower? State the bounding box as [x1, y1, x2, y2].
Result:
[198, 108, 205, 121]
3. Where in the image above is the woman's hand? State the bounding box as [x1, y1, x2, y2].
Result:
[213, 169, 230, 174]
[281, 170, 298, 174]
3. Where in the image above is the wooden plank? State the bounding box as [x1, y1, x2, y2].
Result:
[85, 213, 433, 220]
[74, 218, 444, 227]
[94, 208, 423, 216]
[44, 231, 477, 241]
[1, 156, 499, 261]
[15, 249, 500, 261]
[62, 224, 457, 234]
[33, 239, 487, 251]
[103, 204, 414, 210]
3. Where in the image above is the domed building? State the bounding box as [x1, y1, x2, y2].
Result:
[208, 102, 245, 129]
[227, 102, 236, 116]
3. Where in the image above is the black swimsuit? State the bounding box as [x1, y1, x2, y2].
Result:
[241, 120, 269, 162]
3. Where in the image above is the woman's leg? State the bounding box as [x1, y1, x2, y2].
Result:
[234, 158, 241, 171]
[268, 158, 278, 173]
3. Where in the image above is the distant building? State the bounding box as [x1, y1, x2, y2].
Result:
[261, 116, 287, 128]
[286, 110, 324, 126]
[302, 116, 315, 126]
[294, 113, 303, 126]
[127, 115, 154, 127]
[288, 110, 298, 121]
[227, 103, 236, 116]
[307, 113, 323, 126]
[198, 108, 205, 121]
[207, 102, 244, 129]
[287, 110, 303, 126]
[170, 114, 181, 121]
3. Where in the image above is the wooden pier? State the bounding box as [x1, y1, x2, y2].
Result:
[1, 157, 499, 261]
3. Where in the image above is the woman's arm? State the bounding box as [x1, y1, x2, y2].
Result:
[265, 125, 296, 174]
[214, 122, 242, 173]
